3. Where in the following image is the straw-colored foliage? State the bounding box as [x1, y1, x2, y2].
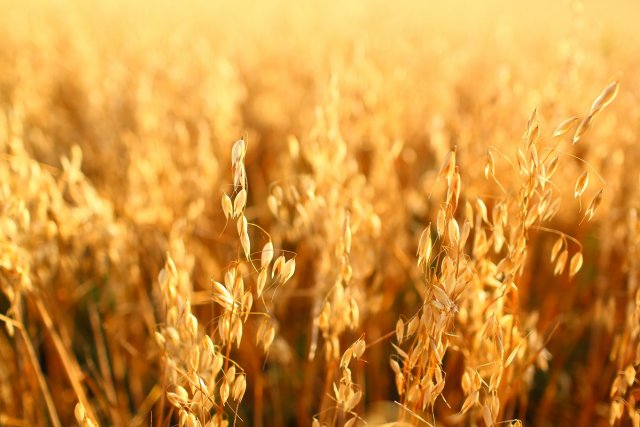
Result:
[1, 1, 639, 426]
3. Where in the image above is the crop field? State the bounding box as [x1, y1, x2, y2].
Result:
[1, 0, 639, 426]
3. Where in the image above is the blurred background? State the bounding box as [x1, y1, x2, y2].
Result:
[1, 1, 639, 426]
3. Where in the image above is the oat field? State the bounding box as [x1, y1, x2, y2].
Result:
[1, 1, 640, 426]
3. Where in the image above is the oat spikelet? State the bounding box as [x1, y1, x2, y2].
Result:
[554, 250, 568, 275]
[553, 117, 580, 137]
[574, 171, 589, 198]
[222, 193, 233, 219]
[485, 149, 495, 179]
[551, 237, 564, 263]
[261, 241, 274, 269]
[581, 189, 604, 223]
[590, 80, 620, 116]
[569, 252, 584, 278]
[573, 115, 594, 144]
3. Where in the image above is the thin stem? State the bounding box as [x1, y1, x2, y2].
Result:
[0, 314, 61, 427]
